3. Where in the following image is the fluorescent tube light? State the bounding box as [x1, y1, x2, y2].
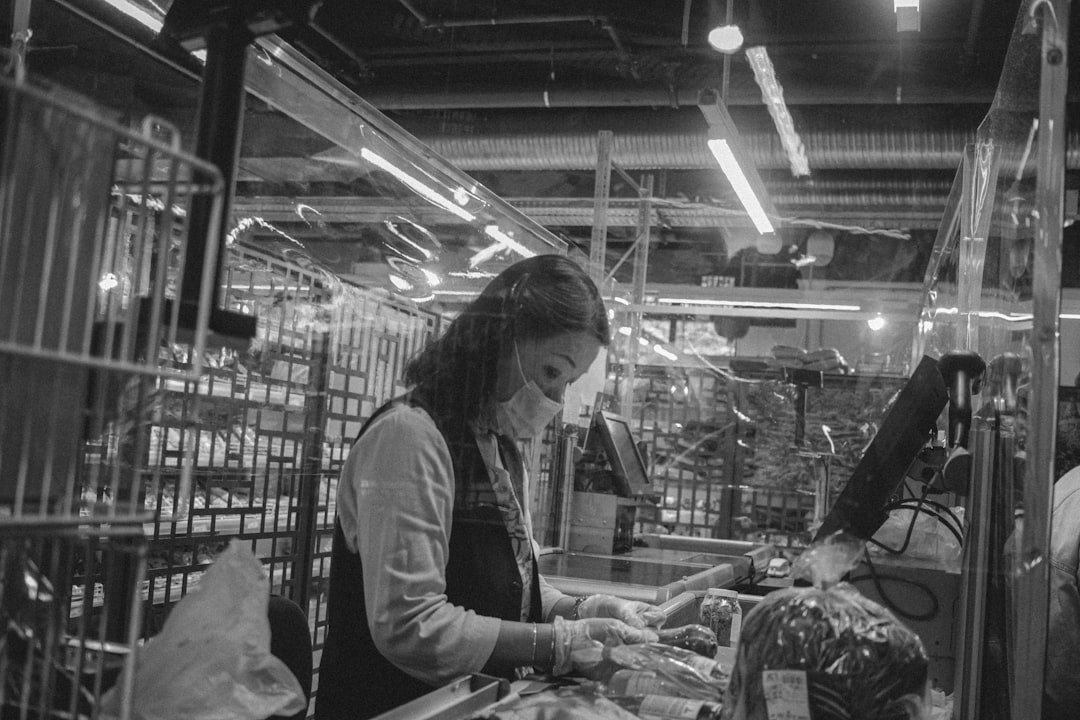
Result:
[360, 148, 476, 223]
[706, 139, 775, 234]
[101, 0, 163, 32]
[657, 297, 860, 312]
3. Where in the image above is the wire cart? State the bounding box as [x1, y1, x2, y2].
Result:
[0, 63, 225, 719]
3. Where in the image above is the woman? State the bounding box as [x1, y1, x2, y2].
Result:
[315, 255, 665, 719]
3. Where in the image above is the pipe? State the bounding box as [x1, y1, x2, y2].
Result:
[362, 85, 1000, 109]
[391, 2, 638, 78]
[414, 127, 973, 171]
[598, 17, 640, 80]
[413, 127, 1080, 172]
[437, 14, 598, 29]
[960, 0, 987, 75]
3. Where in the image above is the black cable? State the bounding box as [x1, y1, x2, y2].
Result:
[849, 551, 941, 622]
[888, 495, 963, 531]
[868, 488, 930, 555]
[881, 499, 964, 547]
[902, 496, 963, 535]
[885, 496, 964, 541]
[887, 500, 964, 544]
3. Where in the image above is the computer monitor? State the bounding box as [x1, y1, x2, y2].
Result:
[587, 410, 653, 498]
[814, 355, 950, 541]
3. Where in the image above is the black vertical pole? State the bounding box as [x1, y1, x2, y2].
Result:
[178, 15, 253, 338]
[293, 332, 330, 608]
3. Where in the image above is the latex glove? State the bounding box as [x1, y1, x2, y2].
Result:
[551, 616, 658, 677]
[575, 593, 667, 629]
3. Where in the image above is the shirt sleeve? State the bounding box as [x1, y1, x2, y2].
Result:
[537, 571, 571, 621]
[336, 404, 502, 685]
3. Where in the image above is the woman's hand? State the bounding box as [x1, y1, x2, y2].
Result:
[551, 616, 658, 676]
[575, 594, 667, 629]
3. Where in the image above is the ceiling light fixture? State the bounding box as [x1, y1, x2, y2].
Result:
[700, 99, 779, 235]
[360, 147, 476, 222]
[745, 45, 809, 177]
[706, 139, 775, 234]
[656, 297, 861, 312]
[894, 0, 920, 32]
[707, 25, 743, 53]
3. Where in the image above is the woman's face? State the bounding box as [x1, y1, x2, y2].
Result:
[494, 330, 602, 404]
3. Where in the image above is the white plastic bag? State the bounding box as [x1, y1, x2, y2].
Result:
[101, 541, 306, 720]
[869, 506, 963, 571]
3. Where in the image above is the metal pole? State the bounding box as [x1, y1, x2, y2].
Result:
[621, 175, 653, 417]
[293, 332, 330, 607]
[555, 424, 579, 550]
[590, 130, 614, 286]
[1013, 2, 1069, 717]
[952, 427, 995, 720]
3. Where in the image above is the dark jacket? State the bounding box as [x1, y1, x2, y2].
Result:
[314, 393, 542, 719]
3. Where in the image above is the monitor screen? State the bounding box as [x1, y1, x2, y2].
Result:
[814, 355, 950, 541]
[589, 410, 653, 497]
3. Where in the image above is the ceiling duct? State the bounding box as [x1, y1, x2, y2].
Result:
[410, 126, 1075, 172]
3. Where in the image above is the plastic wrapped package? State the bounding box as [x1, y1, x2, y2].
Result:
[584, 642, 727, 703]
[720, 534, 930, 720]
[100, 541, 306, 720]
[476, 685, 639, 720]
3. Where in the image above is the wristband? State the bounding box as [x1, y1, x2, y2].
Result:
[569, 595, 587, 620]
[549, 624, 557, 669]
[530, 623, 538, 667]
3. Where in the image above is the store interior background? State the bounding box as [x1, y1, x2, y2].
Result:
[3, 0, 1080, 715]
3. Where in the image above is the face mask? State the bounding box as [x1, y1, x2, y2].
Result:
[494, 343, 563, 439]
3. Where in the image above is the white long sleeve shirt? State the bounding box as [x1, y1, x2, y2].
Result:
[335, 403, 567, 685]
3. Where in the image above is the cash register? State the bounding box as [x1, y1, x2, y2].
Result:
[568, 410, 655, 554]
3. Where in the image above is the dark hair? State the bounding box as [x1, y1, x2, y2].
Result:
[404, 255, 609, 423]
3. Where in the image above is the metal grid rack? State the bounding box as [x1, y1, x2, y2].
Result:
[134, 242, 440, 704]
[0, 66, 225, 718]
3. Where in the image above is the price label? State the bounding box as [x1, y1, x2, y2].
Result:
[761, 670, 811, 720]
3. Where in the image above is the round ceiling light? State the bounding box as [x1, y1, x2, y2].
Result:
[707, 25, 744, 53]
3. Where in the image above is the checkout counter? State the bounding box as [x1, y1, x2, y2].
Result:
[374, 391, 969, 720]
[538, 534, 775, 607]
[539, 410, 779, 607]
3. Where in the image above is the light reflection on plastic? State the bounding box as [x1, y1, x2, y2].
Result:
[360, 148, 476, 222]
[296, 203, 322, 222]
[469, 225, 537, 267]
[420, 267, 441, 287]
[654, 345, 678, 361]
[388, 273, 413, 291]
[228, 216, 304, 248]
